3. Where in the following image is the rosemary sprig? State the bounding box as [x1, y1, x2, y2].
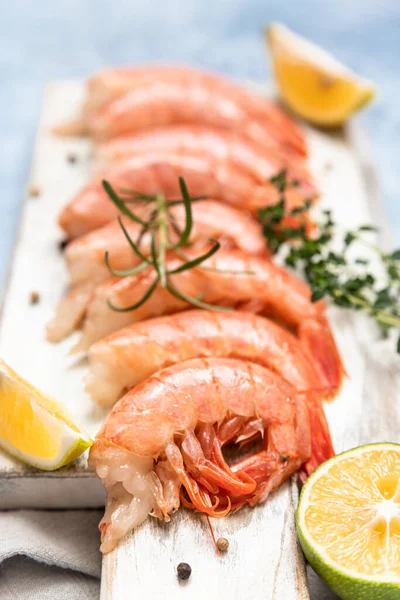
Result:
[103, 177, 233, 313]
[102, 181, 147, 226]
[259, 170, 400, 352]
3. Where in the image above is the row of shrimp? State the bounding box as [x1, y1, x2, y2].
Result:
[52, 64, 344, 553]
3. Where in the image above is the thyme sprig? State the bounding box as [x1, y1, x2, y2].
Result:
[102, 177, 233, 313]
[259, 169, 400, 352]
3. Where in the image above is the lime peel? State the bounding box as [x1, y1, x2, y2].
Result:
[297, 443, 400, 600]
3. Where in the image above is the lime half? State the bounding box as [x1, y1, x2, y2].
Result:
[297, 443, 400, 600]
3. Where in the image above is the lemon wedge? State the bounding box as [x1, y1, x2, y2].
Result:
[267, 23, 375, 127]
[0, 359, 92, 470]
[297, 443, 400, 600]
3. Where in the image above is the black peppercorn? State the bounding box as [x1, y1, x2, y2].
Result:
[67, 153, 77, 164]
[58, 239, 69, 252]
[177, 562, 191, 581]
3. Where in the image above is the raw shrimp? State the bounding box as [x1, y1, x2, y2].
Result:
[89, 357, 311, 552]
[58, 153, 312, 239]
[65, 248, 345, 397]
[59, 65, 306, 157]
[95, 126, 315, 196]
[47, 202, 266, 342]
[63, 200, 266, 288]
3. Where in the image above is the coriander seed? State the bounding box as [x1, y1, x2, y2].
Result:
[216, 537, 229, 552]
[29, 185, 41, 198]
[29, 291, 40, 305]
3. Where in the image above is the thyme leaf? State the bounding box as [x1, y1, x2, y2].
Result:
[260, 170, 400, 353]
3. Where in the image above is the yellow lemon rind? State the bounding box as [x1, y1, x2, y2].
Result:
[0, 359, 92, 470]
[0, 424, 92, 471]
[267, 23, 376, 128]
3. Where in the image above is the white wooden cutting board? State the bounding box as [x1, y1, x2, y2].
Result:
[0, 81, 399, 599]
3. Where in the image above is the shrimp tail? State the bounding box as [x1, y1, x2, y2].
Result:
[301, 392, 335, 479]
[299, 316, 345, 398]
[46, 283, 93, 343]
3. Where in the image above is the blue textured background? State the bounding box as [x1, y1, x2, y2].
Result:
[1, 0, 400, 289]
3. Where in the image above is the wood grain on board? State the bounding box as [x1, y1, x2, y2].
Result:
[0, 82, 106, 508]
[100, 480, 309, 600]
[0, 82, 398, 599]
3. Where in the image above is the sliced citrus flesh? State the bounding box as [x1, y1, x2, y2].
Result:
[267, 23, 375, 127]
[297, 443, 400, 600]
[0, 359, 92, 469]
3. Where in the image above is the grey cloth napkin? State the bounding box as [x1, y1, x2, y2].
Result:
[0, 511, 101, 599]
[0, 510, 336, 599]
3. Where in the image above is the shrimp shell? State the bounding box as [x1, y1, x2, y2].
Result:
[58, 153, 312, 239]
[86, 309, 335, 477]
[69, 248, 320, 344]
[63, 200, 266, 288]
[86, 309, 324, 407]
[89, 357, 311, 552]
[66, 65, 306, 157]
[60, 248, 344, 394]
[94, 125, 315, 195]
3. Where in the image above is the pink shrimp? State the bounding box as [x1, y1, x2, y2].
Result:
[63, 200, 266, 288]
[95, 126, 315, 195]
[48, 203, 266, 342]
[86, 309, 330, 406]
[86, 309, 335, 476]
[58, 153, 313, 239]
[58, 65, 306, 157]
[89, 357, 311, 552]
[56, 248, 344, 396]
